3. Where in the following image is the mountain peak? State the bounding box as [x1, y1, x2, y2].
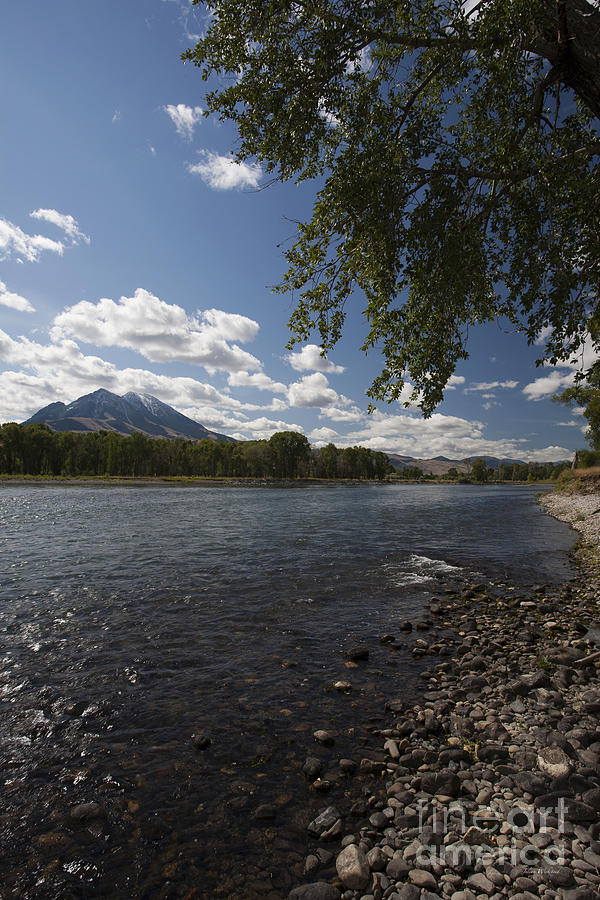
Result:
[23, 390, 235, 443]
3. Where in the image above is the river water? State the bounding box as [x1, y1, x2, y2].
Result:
[0, 483, 576, 898]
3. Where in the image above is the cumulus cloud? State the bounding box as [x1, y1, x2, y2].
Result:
[227, 371, 287, 393]
[0, 281, 35, 312]
[524, 334, 599, 400]
[287, 372, 347, 408]
[238, 416, 304, 439]
[522, 370, 575, 400]
[446, 375, 465, 389]
[310, 426, 339, 443]
[319, 406, 364, 423]
[397, 382, 425, 409]
[50, 288, 262, 373]
[188, 151, 262, 189]
[286, 343, 345, 374]
[0, 217, 64, 262]
[30, 209, 90, 245]
[0, 327, 246, 423]
[324, 409, 571, 463]
[163, 103, 203, 139]
[176, 408, 304, 440]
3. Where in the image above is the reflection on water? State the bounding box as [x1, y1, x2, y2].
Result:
[0, 484, 575, 897]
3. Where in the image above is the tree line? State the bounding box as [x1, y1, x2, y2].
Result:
[0, 423, 394, 480]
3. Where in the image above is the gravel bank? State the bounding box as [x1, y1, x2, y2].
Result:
[540, 491, 600, 548]
[286, 496, 600, 900]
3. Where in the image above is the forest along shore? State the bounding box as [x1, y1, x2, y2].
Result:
[287, 493, 600, 900]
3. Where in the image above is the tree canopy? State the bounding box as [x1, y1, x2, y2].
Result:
[184, 0, 600, 414]
[555, 359, 600, 449]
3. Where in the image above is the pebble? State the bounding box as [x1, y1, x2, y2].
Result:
[287, 491, 600, 900]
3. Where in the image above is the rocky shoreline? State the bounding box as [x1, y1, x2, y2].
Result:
[286, 492, 600, 900]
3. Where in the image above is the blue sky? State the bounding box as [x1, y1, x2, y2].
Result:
[0, 0, 591, 462]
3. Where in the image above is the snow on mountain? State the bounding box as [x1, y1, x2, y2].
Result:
[23, 389, 235, 443]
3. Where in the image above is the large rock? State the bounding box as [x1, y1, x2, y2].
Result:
[505, 671, 552, 697]
[66, 802, 108, 835]
[307, 806, 341, 837]
[477, 744, 510, 763]
[513, 772, 547, 796]
[467, 873, 495, 894]
[408, 869, 438, 890]
[335, 844, 370, 890]
[537, 746, 573, 780]
[561, 889, 600, 900]
[420, 769, 461, 797]
[386, 857, 410, 880]
[396, 886, 420, 900]
[303, 757, 323, 779]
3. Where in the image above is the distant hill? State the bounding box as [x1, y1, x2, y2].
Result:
[23, 389, 235, 443]
[386, 453, 568, 475]
[386, 454, 472, 476]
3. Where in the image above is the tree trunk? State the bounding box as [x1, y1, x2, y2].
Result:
[532, 0, 600, 119]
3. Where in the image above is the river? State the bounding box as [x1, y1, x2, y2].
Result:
[0, 483, 576, 898]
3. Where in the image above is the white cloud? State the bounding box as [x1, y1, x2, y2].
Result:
[464, 380, 519, 392]
[112, 109, 121, 123]
[177, 408, 304, 440]
[163, 103, 203, 140]
[227, 371, 287, 393]
[526, 446, 574, 463]
[287, 372, 346, 408]
[30, 209, 90, 245]
[446, 375, 465, 389]
[310, 426, 339, 443]
[534, 324, 554, 346]
[522, 370, 574, 400]
[50, 288, 262, 373]
[202, 308, 259, 343]
[320, 406, 364, 423]
[326, 409, 571, 462]
[0, 217, 64, 262]
[397, 382, 425, 409]
[238, 416, 304, 439]
[524, 334, 599, 400]
[0, 327, 247, 423]
[346, 45, 372, 74]
[0, 281, 34, 313]
[188, 151, 262, 190]
[286, 343, 345, 374]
